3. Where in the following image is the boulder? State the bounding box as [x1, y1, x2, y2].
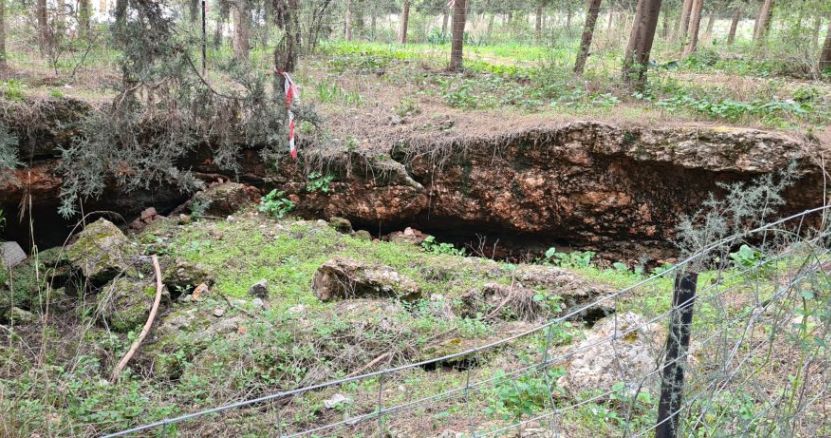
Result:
[513, 264, 614, 320]
[328, 217, 353, 234]
[557, 312, 666, 398]
[66, 219, 136, 286]
[460, 283, 548, 322]
[354, 230, 372, 241]
[96, 277, 170, 333]
[3, 306, 37, 324]
[190, 182, 259, 216]
[1, 242, 27, 269]
[129, 207, 161, 231]
[312, 258, 422, 302]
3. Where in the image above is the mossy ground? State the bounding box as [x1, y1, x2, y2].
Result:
[1, 210, 828, 437]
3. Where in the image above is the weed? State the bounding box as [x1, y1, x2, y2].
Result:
[486, 368, 565, 420]
[306, 171, 335, 193]
[0, 80, 24, 101]
[421, 236, 466, 256]
[189, 198, 210, 219]
[258, 190, 295, 218]
[542, 247, 595, 268]
[395, 97, 421, 117]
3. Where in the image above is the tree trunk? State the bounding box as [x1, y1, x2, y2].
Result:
[661, 4, 671, 38]
[400, 0, 410, 44]
[575, 0, 603, 75]
[704, 10, 715, 38]
[0, 0, 5, 69]
[753, 0, 773, 42]
[607, 6, 614, 32]
[232, 0, 250, 60]
[623, 0, 663, 89]
[190, 0, 200, 23]
[811, 15, 821, 48]
[682, 0, 703, 55]
[274, 0, 300, 81]
[79, 0, 92, 40]
[371, 11, 378, 39]
[37, 0, 50, 54]
[820, 19, 831, 73]
[344, 0, 353, 41]
[676, 0, 693, 42]
[727, 5, 741, 45]
[449, 0, 467, 71]
[441, 9, 449, 37]
[566, 6, 573, 29]
[536, 3, 543, 40]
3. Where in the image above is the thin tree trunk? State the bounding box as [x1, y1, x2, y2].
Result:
[487, 13, 495, 38]
[449, 0, 467, 71]
[0, 0, 6, 69]
[190, 0, 200, 23]
[704, 10, 715, 38]
[727, 5, 741, 45]
[441, 9, 449, 36]
[661, 4, 671, 38]
[820, 19, 831, 73]
[623, 0, 663, 90]
[676, 0, 693, 42]
[536, 3, 543, 40]
[232, 0, 250, 60]
[37, 0, 50, 54]
[753, 0, 773, 42]
[683, 0, 703, 55]
[400, 0, 410, 44]
[344, 0, 352, 41]
[566, 6, 573, 29]
[811, 15, 821, 49]
[79, 0, 92, 40]
[371, 11, 377, 39]
[575, 0, 603, 75]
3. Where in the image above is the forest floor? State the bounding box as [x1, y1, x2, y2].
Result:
[2, 39, 831, 437]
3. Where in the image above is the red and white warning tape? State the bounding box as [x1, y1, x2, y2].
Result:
[279, 71, 300, 160]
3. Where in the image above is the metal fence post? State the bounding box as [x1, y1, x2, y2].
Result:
[656, 271, 698, 438]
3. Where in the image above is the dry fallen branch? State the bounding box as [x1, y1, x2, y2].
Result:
[111, 255, 163, 382]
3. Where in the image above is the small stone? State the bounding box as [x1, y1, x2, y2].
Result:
[1, 242, 27, 269]
[288, 304, 306, 314]
[252, 298, 264, 308]
[316, 219, 328, 227]
[323, 393, 352, 409]
[213, 307, 225, 317]
[177, 214, 192, 225]
[430, 294, 445, 301]
[354, 230, 372, 241]
[192, 283, 209, 300]
[248, 279, 269, 299]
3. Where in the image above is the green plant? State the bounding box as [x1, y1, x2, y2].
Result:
[189, 198, 210, 219]
[395, 97, 421, 117]
[49, 88, 65, 99]
[258, 190, 295, 219]
[486, 368, 565, 420]
[542, 248, 595, 268]
[0, 80, 25, 101]
[421, 236, 466, 256]
[306, 172, 335, 193]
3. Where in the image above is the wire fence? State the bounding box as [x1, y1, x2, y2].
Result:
[96, 205, 831, 437]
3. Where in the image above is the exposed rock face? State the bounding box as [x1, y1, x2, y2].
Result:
[66, 219, 137, 287]
[557, 312, 666, 398]
[2, 98, 824, 258]
[312, 258, 422, 301]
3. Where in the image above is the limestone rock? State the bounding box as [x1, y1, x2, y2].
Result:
[388, 227, 429, 246]
[163, 259, 214, 296]
[460, 283, 548, 322]
[328, 216, 353, 233]
[513, 264, 614, 319]
[66, 219, 136, 286]
[312, 258, 422, 302]
[191, 182, 259, 216]
[4, 306, 36, 324]
[1, 242, 27, 269]
[354, 230, 372, 241]
[248, 279, 269, 299]
[96, 278, 169, 333]
[557, 312, 666, 398]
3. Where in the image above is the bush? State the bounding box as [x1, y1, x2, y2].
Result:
[258, 190, 295, 219]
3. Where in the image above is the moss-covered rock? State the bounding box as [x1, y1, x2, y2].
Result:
[190, 182, 259, 217]
[96, 277, 170, 333]
[161, 259, 215, 297]
[66, 219, 137, 286]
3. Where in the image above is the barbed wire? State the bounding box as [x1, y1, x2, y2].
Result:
[101, 205, 831, 437]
